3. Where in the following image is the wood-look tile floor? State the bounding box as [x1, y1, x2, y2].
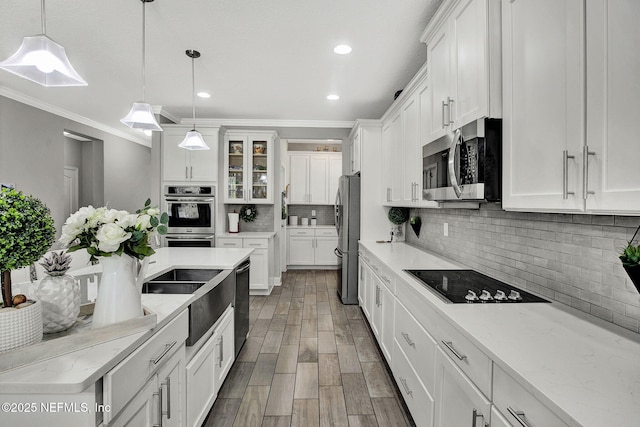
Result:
[203, 270, 414, 427]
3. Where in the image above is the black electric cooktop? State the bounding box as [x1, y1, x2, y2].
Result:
[404, 269, 550, 304]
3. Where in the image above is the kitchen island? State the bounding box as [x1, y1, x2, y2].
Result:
[0, 247, 252, 427]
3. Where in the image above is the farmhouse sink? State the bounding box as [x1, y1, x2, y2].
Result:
[141, 268, 223, 294]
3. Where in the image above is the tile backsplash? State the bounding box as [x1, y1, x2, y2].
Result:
[406, 203, 640, 333]
[287, 205, 335, 226]
[225, 205, 274, 232]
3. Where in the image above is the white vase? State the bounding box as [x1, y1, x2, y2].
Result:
[92, 254, 148, 329]
[34, 274, 80, 333]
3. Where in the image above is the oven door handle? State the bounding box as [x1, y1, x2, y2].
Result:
[165, 235, 215, 240]
[447, 129, 463, 198]
[165, 198, 215, 202]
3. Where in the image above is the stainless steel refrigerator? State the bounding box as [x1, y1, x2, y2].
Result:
[334, 174, 361, 304]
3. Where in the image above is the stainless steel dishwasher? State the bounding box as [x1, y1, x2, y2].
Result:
[234, 260, 250, 357]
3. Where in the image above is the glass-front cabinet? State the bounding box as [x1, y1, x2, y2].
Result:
[223, 131, 276, 204]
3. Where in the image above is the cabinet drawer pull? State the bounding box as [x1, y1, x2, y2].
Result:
[248, 243, 263, 247]
[471, 408, 485, 427]
[162, 376, 171, 419]
[401, 332, 415, 348]
[441, 340, 467, 361]
[381, 274, 391, 286]
[218, 335, 224, 367]
[150, 341, 177, 365]
[399, 377, 413, 397]
[153, 386, 163, 427]
[223, 243, 237, 246]
[507, 407, 532, 427]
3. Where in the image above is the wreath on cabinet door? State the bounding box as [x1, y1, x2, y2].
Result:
[239, 204, 258, 222]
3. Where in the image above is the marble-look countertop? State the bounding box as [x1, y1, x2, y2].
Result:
[360, 241, 640, 427]
[217, 231, 276, 238]
[0, 247, 253, 394]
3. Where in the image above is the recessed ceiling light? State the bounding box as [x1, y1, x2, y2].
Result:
[333, 44, 352, 55]
[197, 92, 211, 98]
[327, 94, 340, 101]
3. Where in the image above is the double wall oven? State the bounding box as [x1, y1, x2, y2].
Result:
[164, 185, 215, 247]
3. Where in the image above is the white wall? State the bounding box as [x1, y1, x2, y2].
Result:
[0, 95, 152, 236]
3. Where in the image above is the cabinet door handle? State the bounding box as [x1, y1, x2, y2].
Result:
[190, 166, 193, 179]
[471, 408, 485, 427]
[218, 336, 224, 368]
[583, 146, 596, 200]
[441, 340, 467, 361]
[447, 97, 454, 125]
[185, 166, 188, 180]
[562, 150, 575, 199]
[399, 377, 413, 397]
[442, 100, 448, 128]
[162, 376, 171, 419]
[401, 332, 415, 348]
[150, 341, 177, 365]
[153, 386, 163, 427]
[507, 407, 532, 427]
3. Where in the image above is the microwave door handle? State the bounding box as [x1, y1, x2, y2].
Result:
[447, 129, 463, 198]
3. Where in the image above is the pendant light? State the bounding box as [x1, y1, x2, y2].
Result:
[120, 0, 162, 132]
[178, 49, 209, 150]
[0, 0, 87, 87]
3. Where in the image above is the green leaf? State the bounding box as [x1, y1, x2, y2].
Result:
[150, 216, 159, 227]
[160, 212, 169, 224]
[145, 198, 151, 208]
[157, 225, 167, 235]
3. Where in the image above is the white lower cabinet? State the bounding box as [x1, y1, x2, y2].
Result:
[217, 235, 273, 293]
[358, 254, 374, 321]
[105, 310, 189, 426]
[393, 340, 435, 427]
[186, 306, 235, 427]
[287, 227, 339, 267]
[493, 364, 569, 427]
[434, 348, 491, 427]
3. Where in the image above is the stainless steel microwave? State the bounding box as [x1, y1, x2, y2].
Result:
[422, 118, 502, 202]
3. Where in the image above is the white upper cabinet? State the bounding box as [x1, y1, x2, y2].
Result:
[585, 0, 640, 213]
[350, 128, 361, 174]
[162, 126, 219, 183]
[503, 0, 640, 214]
[288, 152, 342, 205]
[502, 0, 585, 212]
[421, 0, 501, 143]
[381, 111, 402, 204]
[223, 131, 276, 204]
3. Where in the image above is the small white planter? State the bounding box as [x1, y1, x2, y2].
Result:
[0, 300, 43, 353]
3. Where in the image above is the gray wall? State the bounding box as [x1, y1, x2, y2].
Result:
[0, 95, 152, 236]
[288, 204, 335, 226]
[405, 203, 640, 333]
[224, 205, 275, 232]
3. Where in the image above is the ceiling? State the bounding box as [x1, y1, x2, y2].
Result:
[0, 0, 443, 144]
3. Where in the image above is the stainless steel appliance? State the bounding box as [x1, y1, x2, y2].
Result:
[334, 174, 361, 304]
[404, 269, 549, 304]
[164, 185, 215, 247]
[423, 118, 501, 202]
[234, 260, 250, 357]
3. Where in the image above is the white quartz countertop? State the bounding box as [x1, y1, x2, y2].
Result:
[217, 231, 276, 238]
[360, 241, 640, 427]
[0, 247, 252, 393]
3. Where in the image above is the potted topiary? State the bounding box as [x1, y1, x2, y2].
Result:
[0, 187, 56, 352]
[620, 224, 640, 293]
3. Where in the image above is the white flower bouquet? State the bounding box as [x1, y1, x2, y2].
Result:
[60, 199, 168, 261]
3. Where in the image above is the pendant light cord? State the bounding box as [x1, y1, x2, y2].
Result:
[141, 0, 147, 102]
[192, 55, 196, 129]
[41, 0, 46, 34]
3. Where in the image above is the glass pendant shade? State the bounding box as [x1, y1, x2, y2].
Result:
[0, 35, 87, 87]
[120, 102, 162, 131]
[178, 129, 210, 150]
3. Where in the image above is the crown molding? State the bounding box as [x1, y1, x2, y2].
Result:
[0, 86, 150, 147]
[153, 105, 180, 124]
[175, 117, 355, 129]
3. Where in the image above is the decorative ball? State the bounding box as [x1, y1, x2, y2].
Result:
[388, 207, 410, 225]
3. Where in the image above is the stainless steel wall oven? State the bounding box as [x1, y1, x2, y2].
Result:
[164, 185, 215, 247]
